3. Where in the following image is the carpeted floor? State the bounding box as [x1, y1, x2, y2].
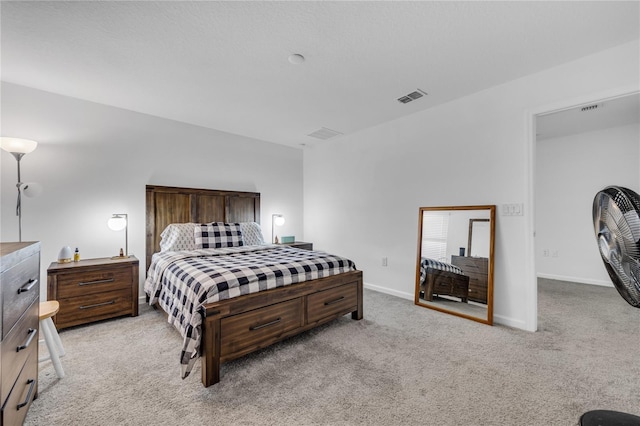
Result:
[26, 279, 640, 425]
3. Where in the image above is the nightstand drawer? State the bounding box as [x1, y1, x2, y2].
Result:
[56, 289, 132, 329]
[56, 267, 132, 298]
[1, 300, 38, 405]
[307, 282, 357, 324]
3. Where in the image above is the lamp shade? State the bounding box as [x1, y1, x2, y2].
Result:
[0, 137, 38, 154]
[20, 182, 43, 198]
[273, 215, 285, 226]
[107, 215, 127, 231]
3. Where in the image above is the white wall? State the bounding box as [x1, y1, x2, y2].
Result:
[303, 40, 640, 331]
[536, 123, 640, 285]
[1, 83, 304, 301]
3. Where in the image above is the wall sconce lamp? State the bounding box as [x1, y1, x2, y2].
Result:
[107, 213, 129, 258]
[272, 214, 285, 244]
[0, 137, 41, 242]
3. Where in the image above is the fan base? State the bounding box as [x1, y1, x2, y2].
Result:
[580, 410, 640, 426]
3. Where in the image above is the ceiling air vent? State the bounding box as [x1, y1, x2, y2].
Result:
[307, 127, 343, 140]
[581, 103, 603, 112]
[397, 89, 428, 104]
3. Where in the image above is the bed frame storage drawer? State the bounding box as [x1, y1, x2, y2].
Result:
[220, 298, 303, 357]
[307, 282, 358, 324]
[424, 268, 469, 302]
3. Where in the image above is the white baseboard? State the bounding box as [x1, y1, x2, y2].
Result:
[537, 273, 613, 287]
[363, 282, 414, 301]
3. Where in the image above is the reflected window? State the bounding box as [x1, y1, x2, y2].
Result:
[422, 213, 449, 261]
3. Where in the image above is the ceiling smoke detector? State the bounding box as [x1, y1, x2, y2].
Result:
[307, 127, 343, 140]
[397, 89, 428, 104]
[581, 103, 603, 112]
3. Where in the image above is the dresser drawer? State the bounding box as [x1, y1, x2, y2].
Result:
[56, 289, 132, 329]
[220, 298, 303, 357]
[1, 300, 38, 405]
[56, 266, 132, 298]
[307, 282, 358, 324]
[468, 281, 488, 303]
[1, 253, 39, 339]
[1, 350, 37, 426]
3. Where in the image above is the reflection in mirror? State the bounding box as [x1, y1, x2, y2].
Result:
[415, 205, 495, 325]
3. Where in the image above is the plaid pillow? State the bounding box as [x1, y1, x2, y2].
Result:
[194, 223, 244, 249]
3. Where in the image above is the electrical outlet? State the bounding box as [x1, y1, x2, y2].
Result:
[543, 249, 549, 257]
[382, 257, 388, 267]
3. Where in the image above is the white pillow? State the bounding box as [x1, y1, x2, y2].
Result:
[159, 223, 197, 252]
[159, 222, 265, 251]
[239, 222, 266, 246]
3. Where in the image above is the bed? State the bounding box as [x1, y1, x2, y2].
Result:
[419, 257, 469, 302]
[145, 185, 363, 387]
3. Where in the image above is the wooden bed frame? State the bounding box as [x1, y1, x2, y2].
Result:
[145, 185, 363, 387]
[421, 267, 470, 303]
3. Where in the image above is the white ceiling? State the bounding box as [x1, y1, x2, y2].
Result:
[2, 1, 639, 148]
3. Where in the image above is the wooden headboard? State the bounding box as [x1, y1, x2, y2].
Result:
[145, 185, 261, 271]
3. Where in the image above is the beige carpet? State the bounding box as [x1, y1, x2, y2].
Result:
[26, 280, 639, 425]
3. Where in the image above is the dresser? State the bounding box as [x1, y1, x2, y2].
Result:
[1, 242, 40, 426]
[451, 255, 489, 304]
[280, 241, 313, 250]
[47, 256, 139, 330]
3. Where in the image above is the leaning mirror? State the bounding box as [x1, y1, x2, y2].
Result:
[415, 205, 495, 325]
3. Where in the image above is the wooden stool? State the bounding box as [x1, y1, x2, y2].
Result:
[39, 301, 65, 379]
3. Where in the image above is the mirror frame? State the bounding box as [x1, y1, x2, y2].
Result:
[414, 205, 496, 325]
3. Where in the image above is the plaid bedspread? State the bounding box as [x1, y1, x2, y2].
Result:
[144, 245, 356, 378]
[420, 257, 465, 284]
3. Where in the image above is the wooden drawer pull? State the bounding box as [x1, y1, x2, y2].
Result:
[249, 317, 281, 331]
[324, 296, 345, 306]
[17, 278, 38, 294]
[78, 278, 114, 286]
[17, 328, 37, 352]
[80, 300, 115, 310]
[17, 379, 35, 410]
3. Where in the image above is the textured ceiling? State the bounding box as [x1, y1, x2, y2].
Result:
[2, 1, 639, 148]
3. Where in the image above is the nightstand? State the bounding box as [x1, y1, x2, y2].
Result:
[280, 241, 313, 250]
[46, 256, 139, 330]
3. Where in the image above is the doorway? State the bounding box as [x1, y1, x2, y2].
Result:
[526, 90, 640, 331]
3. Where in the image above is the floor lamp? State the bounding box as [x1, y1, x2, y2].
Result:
[0, 137, 40, 242]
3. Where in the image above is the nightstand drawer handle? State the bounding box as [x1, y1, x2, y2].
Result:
[17, 328, 37, 352]
[17, 279, 38, 294]
[17, 379, 35, 410]
[250, 317, 281, 331]
[324, 296, 345, 306]
[80, 300, 115, 310]
[78, 278, 114, 286]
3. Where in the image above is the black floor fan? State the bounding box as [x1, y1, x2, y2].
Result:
[580, 186, 640, 426]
